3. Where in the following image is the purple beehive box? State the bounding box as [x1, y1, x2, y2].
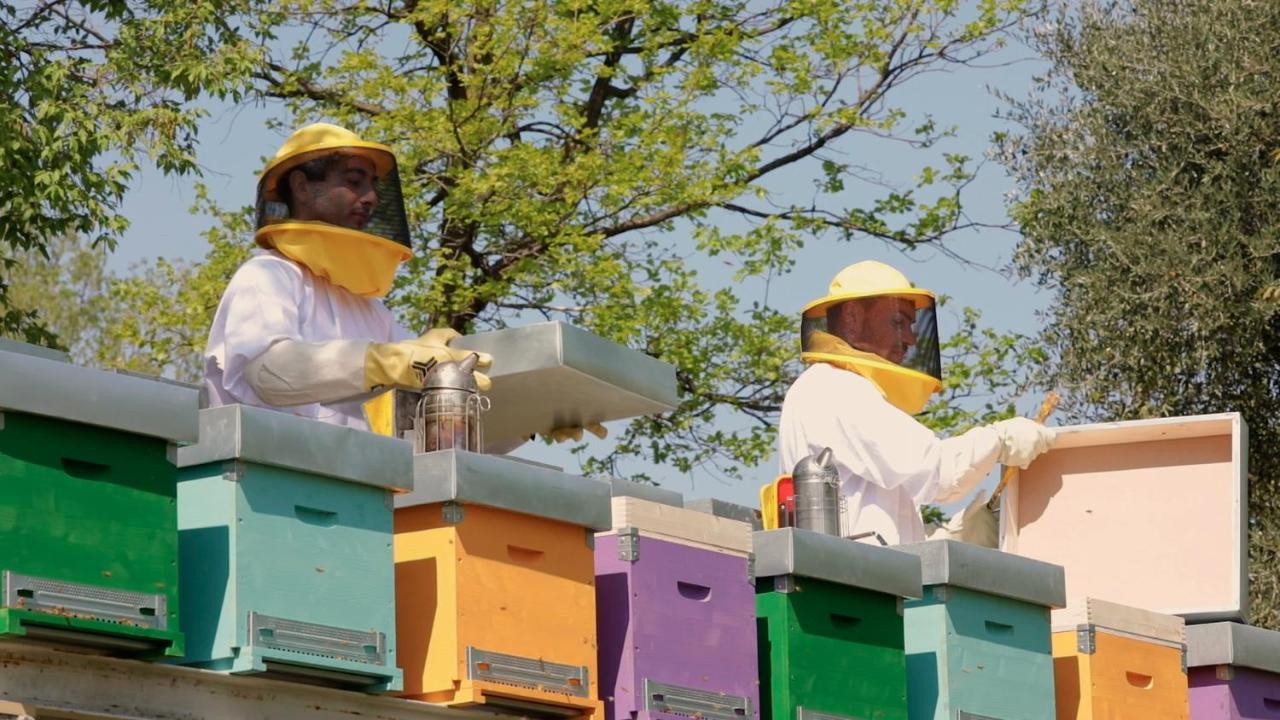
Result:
[596, 491, 758, 720]
[1188, 622, 1280, 719]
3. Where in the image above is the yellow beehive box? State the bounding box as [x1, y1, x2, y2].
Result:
[1051, 597, 1189, 720]
[394, 451, 611, 718]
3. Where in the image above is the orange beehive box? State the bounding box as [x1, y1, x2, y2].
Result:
[394, 450, 611, 717]
[1052, 597, 1189, 720]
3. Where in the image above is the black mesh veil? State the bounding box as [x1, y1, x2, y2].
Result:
[255, 150, 411, 249]
[801, 296, 942, 382]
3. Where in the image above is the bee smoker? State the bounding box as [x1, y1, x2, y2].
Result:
[414, 353, 490, 453]
[792, 447, 841, 536]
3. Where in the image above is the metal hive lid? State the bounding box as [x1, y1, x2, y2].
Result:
[896, 540, 1066, 609]
[0, 345, 198, 442]
[1187, 622, 1280, 675]
[175, 405, 413, 491]
[752, 528, 922, 599]
[397, 449, 612, 530]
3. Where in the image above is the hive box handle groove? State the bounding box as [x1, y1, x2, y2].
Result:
[61, 457, 110, 480]
[984, 620, 1014, 635]
[676, 581, 712, 602]
[828, 613, 861, 628]
[507, 545, 546, 563]
[294, 505, 339, 528]
[1124, 671, 1153, 689]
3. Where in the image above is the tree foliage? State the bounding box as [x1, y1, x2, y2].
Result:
[2, 235, 115, 362]
[189, 0, 1029, 479]
[999, 0, 1280, 627]
[0, 0, 260, 342]
[0, 208, 251, 378]
[95, 190, 253, 379]
[4, 0, 1042, 485]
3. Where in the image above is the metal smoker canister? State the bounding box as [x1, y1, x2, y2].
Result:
[792, 447, 840, 536]
[414, 353, 490, 453]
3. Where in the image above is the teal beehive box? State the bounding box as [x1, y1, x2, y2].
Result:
[898, 540, 1066, 720]
[0, 340, 197, 657]
[175, 404, 411, 691]
[754, 528, 923, 720]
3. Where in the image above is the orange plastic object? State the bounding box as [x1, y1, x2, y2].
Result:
[395, 502, 601, 718]
[1052, 629, 1189, 719]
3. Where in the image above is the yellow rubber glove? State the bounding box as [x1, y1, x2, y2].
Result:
[544, 422, 608, 443]
[364, 328, 494, 391]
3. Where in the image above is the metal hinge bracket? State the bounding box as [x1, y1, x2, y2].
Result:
[442, 501, 464, 524]
[617, 527, 639, 562]
[1076, 625, 1096, 655]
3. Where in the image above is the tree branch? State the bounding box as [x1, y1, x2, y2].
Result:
[255, 62, 388, 115]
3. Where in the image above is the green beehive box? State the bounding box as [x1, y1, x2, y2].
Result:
[754, 529, 923, 720]
[897, 540, 1066, 720]
[0, 341, 198, 657]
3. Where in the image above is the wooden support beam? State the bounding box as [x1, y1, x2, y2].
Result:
[0, 643, 512, 720]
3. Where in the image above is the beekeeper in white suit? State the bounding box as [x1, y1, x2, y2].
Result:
[778, 260, 1055, 546]
[203, 122, 599, 443]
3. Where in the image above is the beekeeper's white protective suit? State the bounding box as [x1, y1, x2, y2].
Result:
[203, 122, 489, 431]
[778, 261, 1054, 545]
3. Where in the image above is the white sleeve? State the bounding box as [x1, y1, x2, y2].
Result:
[785, 366, 1000, 505]
[243, 338, 371, 406]
[932, 425, 1002, 503]
[833, 394, 1001, 505]
[205, 256, 306, 406]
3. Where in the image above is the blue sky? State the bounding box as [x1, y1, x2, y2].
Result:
[110, 31, 1050, 511]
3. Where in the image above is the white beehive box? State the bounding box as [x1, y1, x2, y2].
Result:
[1001, 412, 1247, 622]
